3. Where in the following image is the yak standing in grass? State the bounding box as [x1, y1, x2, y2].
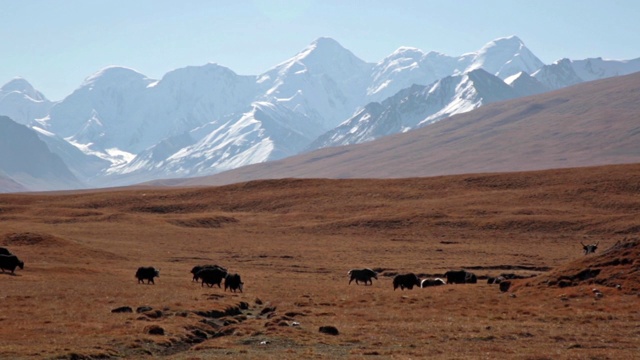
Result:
[348, 268, 378, 285]
[135, 267, 159, 284]
[0, 247, 12, 256]
[0, 254, 24, 274]
[224, 273, 243, 292]
[421, 278, 446, 288]
[196, 266, 227, 288]
[444, 270, 477, 284]
[393, 273, 421, 290]
[191, 264, 227, 282]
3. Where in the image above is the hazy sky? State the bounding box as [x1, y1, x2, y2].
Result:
[2, 0, 638, 101]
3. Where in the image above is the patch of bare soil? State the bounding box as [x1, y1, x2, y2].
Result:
[168, 216, 238, 228]
[1, 232, 68, 247]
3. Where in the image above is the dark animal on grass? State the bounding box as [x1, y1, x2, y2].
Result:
[224, 273, 243, 292]
[444, 270, 477, 284]
[393, 273, 421, 290]
[581, 241, 599, 255]
[135, 267, 159, 284]
[487, 276, 505, 284]
[191, 264, 227, 281]
[421, 278, 446, 288]
[0, 247, 12, 256]
[348, 268, 378, 285]
[0, 254, 24, 274]
[196, 267, 227, 288]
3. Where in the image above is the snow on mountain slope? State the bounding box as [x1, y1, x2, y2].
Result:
[309, 69, 520, 149]
[107, 102, 323, 184]
[45, 66, 154, 151]
[463, 36, 544, 79]
[257, 37, 373, 130]
[505, 72, 550, 96]
[366, 36, 543, 103]
[368, 48, 460, 102]
[0, 78, 53, 125]
[570, 57, 640, 81]
[32, 126, 111, 182]
[533, 58, 585, 90]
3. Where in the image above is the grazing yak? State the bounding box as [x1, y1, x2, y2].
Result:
[191, 264, 227, 282]
[421, 278, 446, 288]
[581, 241, 599, 255]
[444, 270, 477, 284]
[348, 268, 378, 285]
[0, 254, 24, 274]
[135, 267, 159, 284]
[196, 266, 227, 288]
[0, 247, 12, 256]
[224, 273, 243, 292]
[393, 273, 421, 290]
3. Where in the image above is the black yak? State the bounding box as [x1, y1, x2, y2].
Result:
[135, 267, 159, 284]
[348, 268, 378, 285]
[393, 273, 421, 290]
[581, 241, 599, 255]
[0, 247, 12, 256]
[420, 278, 446, 288]
[196, 267, 227, 288]
[224, 273, 243, 292]
[0, 254, 24, 274]
[191, 264, 227, 281]
[444, 270, 477, 284]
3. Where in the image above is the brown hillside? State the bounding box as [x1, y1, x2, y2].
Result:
[1, 164, 639, 359]
[171, 71, 640, 187]
[515, 237, 640, 294]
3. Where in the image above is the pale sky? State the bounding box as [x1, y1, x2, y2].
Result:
[1, 0, 638, 101]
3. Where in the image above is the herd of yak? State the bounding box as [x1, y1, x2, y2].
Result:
[135, 264, 245, 292]
[2, 240, 601, 293]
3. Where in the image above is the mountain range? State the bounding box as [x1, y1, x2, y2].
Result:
[1, 35, 639, 192]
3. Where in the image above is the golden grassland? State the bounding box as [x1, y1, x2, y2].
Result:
[1, 163, 640, 359]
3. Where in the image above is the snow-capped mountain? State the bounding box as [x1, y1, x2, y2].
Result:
[257, 37, 373, 130]
[309, 69, 521, 149]
[505, 72, 550, 96]
[461, 36, 544, 79]
[0, 78, 53, 125]
[367, 36, 544, 102]
[533, 58, 587, 90]
[1, 35, 639, 191]
[106, 101, 324, 185]
[0, 116, 82, 191]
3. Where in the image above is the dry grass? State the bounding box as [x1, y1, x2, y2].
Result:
[1, 163, 640, 359]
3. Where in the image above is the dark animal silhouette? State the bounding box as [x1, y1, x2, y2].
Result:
[0, 254, 24, 274]
[444, 270, 477, 284]
[135, 267, 159, 284]
[581, 241, 599, 255]
[224, 273, 243, 292]
[348, 268, 378, 285]
[420, 278, 446, 288]
[393, 273, 421, 290]
[191, 264, 227, 281]
[196, 267, 227, 288]
[0, 247, 12, 256]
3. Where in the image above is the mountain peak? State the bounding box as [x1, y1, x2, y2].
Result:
[82, 66, 151, 88]
[0, 77, 47, 102]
